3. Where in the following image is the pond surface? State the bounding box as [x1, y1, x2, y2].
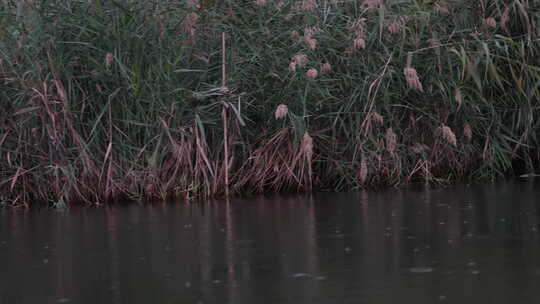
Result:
[1, 181, 540, 304]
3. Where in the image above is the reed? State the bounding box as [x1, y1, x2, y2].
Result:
[1, 0, 540, 206]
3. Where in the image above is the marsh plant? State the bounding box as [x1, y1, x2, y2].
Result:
[1, 0, 539, 206]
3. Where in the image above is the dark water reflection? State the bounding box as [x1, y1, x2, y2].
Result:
[1, 181, 540, 304]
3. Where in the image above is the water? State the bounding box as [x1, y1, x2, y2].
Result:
[1, 181, 540, 304]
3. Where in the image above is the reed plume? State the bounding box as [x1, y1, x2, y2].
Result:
[483, 17, 497, 29]
[385, 128, 397, 154]
[275, 104, 289, 119]
[403, 67, 424, 92]
[360, 0, 382, 12]
[289, 53, 308, 72]
[434, 3, 450, 14]
[439, 125, 457, 147]
[454, 88, 462, 106]
[321, 62, 332, 73]
[301, 0, 317, 11]
[306, 68, 318, 79]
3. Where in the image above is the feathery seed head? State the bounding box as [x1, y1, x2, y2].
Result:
[304, 27, 321, 38]
[304, 37, 317, 50]
[360, 0, 382, 12]
[289, 61, 297, 72]
[306, 68, 318, 79]
[186, 0, 200, 9]
[302, 132, 314, 161]
[291, 30, 301, 41]
[455, 89, 462, 106]
[403, 67, 424, 92]
[255, 0, 267, 6]
[385, 128, 397, 154]
[105, 52, 114, 71]
[483, 17, 497, 28]
[411, 143, 429, 154]
[500, 7, 510, 28]
[321, 62, 332, 73]
[439, 125, 457, 147]
[353, 38, 366, 50]
[358, 157, 368, 184]
[301, 0, 317, 11]
[371, 112, 384, 125]
[434, 3, 450, 14]
[182, 12, 199, 41]
[292, 53, 308, 67]
[387, 20, 403, 34]
[275, 104, 289, 119]
[351, 18, 367, 39]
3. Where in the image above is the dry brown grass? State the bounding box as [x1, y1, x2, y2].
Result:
[236, 128, 315, 192]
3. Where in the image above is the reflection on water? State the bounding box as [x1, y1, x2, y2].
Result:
[1, 181, 540, 304]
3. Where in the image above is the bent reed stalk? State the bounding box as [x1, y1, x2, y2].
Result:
[1, 0, 540, 206]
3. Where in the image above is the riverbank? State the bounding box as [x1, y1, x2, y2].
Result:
[1, 0, 539, 206]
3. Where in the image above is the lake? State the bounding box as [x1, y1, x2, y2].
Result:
[1, 181, 540, 303]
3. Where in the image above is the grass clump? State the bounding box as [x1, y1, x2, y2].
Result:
[1, 0, 540, 206]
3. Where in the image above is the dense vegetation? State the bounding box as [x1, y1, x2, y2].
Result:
[1, 0, 539, 206]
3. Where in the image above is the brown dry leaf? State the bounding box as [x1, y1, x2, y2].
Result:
[463, 122, 472, 142]
[455, 88, 462, 106]
[301, 132, 313, 162]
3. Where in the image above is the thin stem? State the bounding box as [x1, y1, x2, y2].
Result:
[222, 32, 230, 198]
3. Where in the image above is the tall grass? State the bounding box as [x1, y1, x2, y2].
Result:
[1, 0, 540, 206]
